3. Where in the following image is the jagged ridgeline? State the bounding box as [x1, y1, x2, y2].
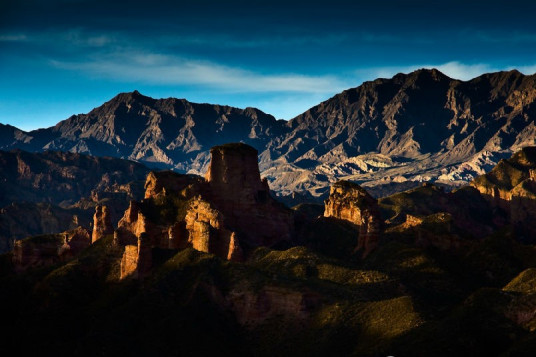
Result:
[2, 144, 536, 355]
[1, 69, 536, 199]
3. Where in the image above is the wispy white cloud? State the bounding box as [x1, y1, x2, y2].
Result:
[516, 64, 536, 75]
[50, 51, 351, 94]
[433, 62, 497, 80]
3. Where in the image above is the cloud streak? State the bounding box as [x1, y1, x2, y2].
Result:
[50, 51, 351, 94]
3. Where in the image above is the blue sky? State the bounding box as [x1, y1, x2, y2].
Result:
[1, 0, 536, 131]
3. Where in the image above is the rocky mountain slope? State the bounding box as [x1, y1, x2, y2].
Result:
[0, 91, 286, 172]
[1, 69, 536, 199]
[264, 69, 536, 196]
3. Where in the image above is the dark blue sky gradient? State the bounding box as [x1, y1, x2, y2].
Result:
[1, 0, 536, 130]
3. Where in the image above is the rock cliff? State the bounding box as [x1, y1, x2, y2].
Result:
[324, 181, 381, 257]
[205, 143, 294, 247]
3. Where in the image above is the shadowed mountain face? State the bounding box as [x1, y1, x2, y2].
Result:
[2, 70, 536, 198]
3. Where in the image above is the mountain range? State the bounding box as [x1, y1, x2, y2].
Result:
[1, 68, 536, 199]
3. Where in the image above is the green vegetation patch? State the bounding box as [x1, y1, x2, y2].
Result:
[379, 184, 448, 224]
[504, 268, 536, 294]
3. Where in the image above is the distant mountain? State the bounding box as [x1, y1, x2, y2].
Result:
[0, 91, 286, 173]
[263, 69, 536, 196]
[2, 69, 536, 198]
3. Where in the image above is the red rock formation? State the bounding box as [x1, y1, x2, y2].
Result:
[530, 169, 536, 181]
[92, 205, 113, 243]
[204, 143, 293, 248]
[112, 143, 293, 264]
[119, 233, 153, 280]
[324, 181, 382, 257]
[13, 226, 91, 271]
[185, 197, 240, 259]
[144, 171, 206, 200]
[227, 232, 244, 262]
[115, 200, 162, 246]
[471, 147, 536, 238]
[120, 245, 139, 279]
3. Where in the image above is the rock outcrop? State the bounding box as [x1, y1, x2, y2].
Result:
[119, 232, 153, 280]
[204, 143, 294, 248]
[12, 226, 91, 271]
[58, 226, 92, 259]
[324, 181, 382, 257]
[92, 205, 113, 243]
[111, 143, 294, 271]
[185, 197, 232, 256]
[471, 146, 536, 239]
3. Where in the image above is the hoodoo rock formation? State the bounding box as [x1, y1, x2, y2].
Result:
[183, 143, 293, 259]
[204, 143, 294, 247]
[324, 181, 382, 257]
[91, 205, 113, 243]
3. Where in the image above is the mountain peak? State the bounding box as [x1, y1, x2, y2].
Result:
[408, 68, 451, 81]
[109, 90, 154, 105]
